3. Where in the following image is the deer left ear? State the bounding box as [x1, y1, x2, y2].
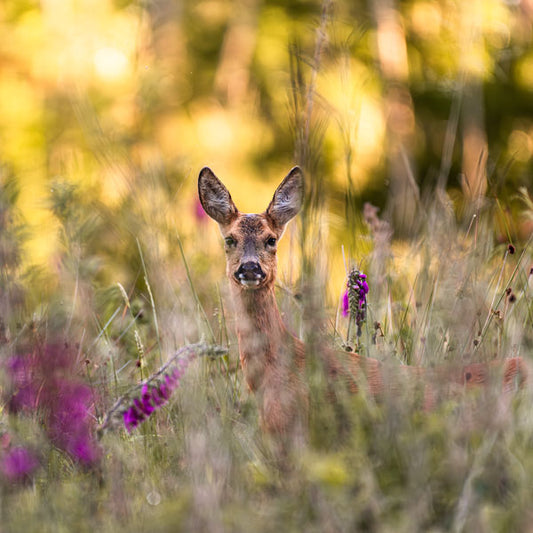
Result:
[266, 166, 304, 229]
[198, 167, 239, 225]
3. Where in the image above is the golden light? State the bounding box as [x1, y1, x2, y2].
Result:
[410, 1, 442, 39]
[196, 110, 235, 153]
[508, 129, 532, 162]
[516, 54, 533, 91]
[375, 19, 409, 81]
[93, 46, 129, 81]
[356, 98, 386, 160]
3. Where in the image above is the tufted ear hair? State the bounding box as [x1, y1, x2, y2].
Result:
[198, 167, 239, 225]
[266, 167, 304, 229]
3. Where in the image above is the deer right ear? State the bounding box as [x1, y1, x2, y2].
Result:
[266, 166, 304, 229]
[198, 167, 238, 225]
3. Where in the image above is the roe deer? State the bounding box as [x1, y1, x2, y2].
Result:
[198, 166, 307, 435]
[198, 167, 528, 433]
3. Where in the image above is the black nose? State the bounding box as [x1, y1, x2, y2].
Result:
[235, 261, 266, 282]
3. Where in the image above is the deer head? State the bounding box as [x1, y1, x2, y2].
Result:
[198, 167, 303, 291]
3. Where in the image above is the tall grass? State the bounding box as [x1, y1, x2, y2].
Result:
[2, 10, 533, 533]
[1, 145, 532, 533]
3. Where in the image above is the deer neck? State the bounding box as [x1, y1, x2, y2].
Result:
[230, 284, 287, 389]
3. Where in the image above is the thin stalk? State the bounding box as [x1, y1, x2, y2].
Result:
[117, 281, 146, 381]
[90, 305, 122, 348]
[137, 238, 163, 366]
[216, 283, 240, 403]
[475, 235, 533, 352]
[92, 311, 120, 395]
[394, 274, 418, 361]
[417, 272, 439, 365]
[176, 233, 215, 342]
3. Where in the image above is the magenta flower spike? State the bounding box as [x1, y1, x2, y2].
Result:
[123, 405, 144, 432]
[140, 385, 156, 415]
[5, 344, 102, 466]
[164, 373, 176, 388]
[342, 290, 350, 317]
[345, 268, 369, 338]
[121, 358, 192, 432]
[1, 446, 39, 483]
[151, 386, 166, 407]
[99, 343, 228, 435]
[157, 381, 171, 400]
[194, 198, 209, 223]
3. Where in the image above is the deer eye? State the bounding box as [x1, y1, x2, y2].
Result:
[225, 237, 237, 247]
[265, 237, 277, 248]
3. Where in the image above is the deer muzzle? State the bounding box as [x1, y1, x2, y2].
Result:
[234, 261, 266, 288]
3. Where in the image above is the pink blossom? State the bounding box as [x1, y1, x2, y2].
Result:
[1, 447, 39, 483]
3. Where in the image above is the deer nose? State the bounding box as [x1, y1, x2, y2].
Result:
[235, 261, 266, 284]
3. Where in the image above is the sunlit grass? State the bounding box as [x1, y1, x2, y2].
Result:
[1, 163, 532, 531]
[1, 1, 533, 530]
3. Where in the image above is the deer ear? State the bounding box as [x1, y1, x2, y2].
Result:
[266, 166, 304, 229]
[198, 167, 239, 225]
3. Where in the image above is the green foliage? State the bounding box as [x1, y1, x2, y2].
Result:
[1, 1, 533, 531]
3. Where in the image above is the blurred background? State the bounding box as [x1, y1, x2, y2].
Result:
[2, 4, 533, 528]
[1, 0, 533, 305]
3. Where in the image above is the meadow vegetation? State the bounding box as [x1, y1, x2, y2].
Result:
[1, 0, 533, 531]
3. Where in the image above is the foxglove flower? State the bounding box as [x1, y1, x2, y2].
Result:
[47, 381, 101, 465]
[6, 355, 38, 412]
[99, 343, 228, 435]
[1, 446, 39, 483]
[194, 199, 209, 224]
[342, 290, 349, 318]
[5, 344, 101, 466]
[122, 359, 188, 433]
[343, 268, 369, 337]
[123, 404, 144, 432]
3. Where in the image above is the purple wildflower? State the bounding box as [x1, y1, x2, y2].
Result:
[122, 364, 185, 433]
[134, 396, 152, 417]
[124, 403, 141, 432]
[165, 372, 178, 389]
[344, 268, 369, 337]
[47, 381, 101, 465]
[194, 199, 208, 224]
[151, 386, 166, 406]
[157, 381, 171, 400]
[1, 446, 39, 483]
[6, 356, 38, 412]
[140, 384, 156, 415]
[69, 435, 100, 465]
[123, 405, 144, 432]
[342, 291, 350, 317]
[4, 344, 101, 466]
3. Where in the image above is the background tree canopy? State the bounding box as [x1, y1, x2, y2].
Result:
[0, 0, 532, 297]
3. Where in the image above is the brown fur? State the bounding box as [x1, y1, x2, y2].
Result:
[199, 167, 528, 434]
